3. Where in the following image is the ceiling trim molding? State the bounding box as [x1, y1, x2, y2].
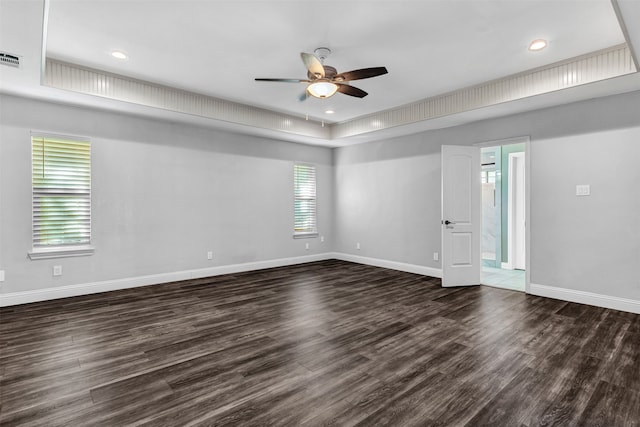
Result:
[44, 59, 330, 140]
[611, 0, 639, 69]
[44, 44, 635, 142]
[40, 0, 50, 85]
[332, 44, 636, 139]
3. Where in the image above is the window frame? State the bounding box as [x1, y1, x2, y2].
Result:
[293, 162, 318, 239]
[28, 132, 94, 260]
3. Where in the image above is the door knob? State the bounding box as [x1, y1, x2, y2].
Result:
[444, 220, 455, 225]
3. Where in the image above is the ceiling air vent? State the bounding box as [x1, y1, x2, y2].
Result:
[0, 52, 20, 68]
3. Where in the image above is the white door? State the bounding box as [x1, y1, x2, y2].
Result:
[441, 145, 481, 287]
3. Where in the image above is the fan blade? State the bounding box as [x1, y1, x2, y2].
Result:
[336, 84, 368, 98]
[300, 52, 325, 78]
[255, 78, 309, 83]
[298, 91, 309, 102]
[333, 67, 388, 82]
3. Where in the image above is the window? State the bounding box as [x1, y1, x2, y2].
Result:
[29, 135, 94, 259]
[293, 163, 317, 237]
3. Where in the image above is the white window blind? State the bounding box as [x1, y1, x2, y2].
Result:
[31, 136, 91, 249]
[294, 163, 317, 236]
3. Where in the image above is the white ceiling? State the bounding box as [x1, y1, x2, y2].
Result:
[45, 0, 626, 124]
[1, 0, 639, 146]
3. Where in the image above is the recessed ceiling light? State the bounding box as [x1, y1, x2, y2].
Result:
[528, 39, 547, 51]
[111, 50, 128, 60]
[325, 109, 335, 114]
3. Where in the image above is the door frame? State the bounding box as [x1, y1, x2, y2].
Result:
[474, 136, 531, 293]
[507, 152, 526, 270]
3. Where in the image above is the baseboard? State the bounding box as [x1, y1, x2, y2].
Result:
[5, 255, 635, 314]
[501, 262, 513, 270]
[188, 253, 331, 280]
[0, 253, 333, 307]
[529, 283, 640, 314]
[332, 252, 442, 278]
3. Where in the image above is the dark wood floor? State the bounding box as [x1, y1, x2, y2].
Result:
[1, 260, 639, 426]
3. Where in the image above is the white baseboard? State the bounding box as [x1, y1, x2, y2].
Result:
[332, 252, 442, 278]
[0, 253, 333, 307]
[9, 254, 635, 315]
[501, 262, 513, 270]
[529, 283, 640, 314]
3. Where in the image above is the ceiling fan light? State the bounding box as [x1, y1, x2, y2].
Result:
[307, 82, 338, 98]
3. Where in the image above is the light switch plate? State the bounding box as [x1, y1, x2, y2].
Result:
[0, 270, 5, 282]
[576, 184, 590, 196]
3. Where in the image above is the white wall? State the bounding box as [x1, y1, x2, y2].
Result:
[0, 95, 334, 299]
[334, 90, 640, 306]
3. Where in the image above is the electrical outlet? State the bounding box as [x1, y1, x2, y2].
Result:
[0, 270, 5, 282]
[576, 184, 590, 196]
[53, 265, 62, 276]
[433, 252, 439, 261]
[356, 242, 361, 250]
[207, 251, 213, 260]
[305, 243, 310, 250]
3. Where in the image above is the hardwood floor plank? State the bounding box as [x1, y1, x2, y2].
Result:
[599, 330, 640, 393]
[90, 376, 174, 405]
[354, 370, 449, 426]
[1, 259, 638, 426]
[581, 310, 631, 361]
[234, 358, 379, 426]
[463, 367, 558, 426]
[534, 355, 606, 426]
[0, 391, 94, 427]
[575, 380, 640, 427]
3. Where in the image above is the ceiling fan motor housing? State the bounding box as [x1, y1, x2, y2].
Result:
[308, 65, 337, 80]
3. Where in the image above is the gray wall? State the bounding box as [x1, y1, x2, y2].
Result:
[0, 95, 334, 294]
[334, 90, 640, 300]
[531, 127, 640, 299]
[335, 133, 442, 268]
[2, 90, 639, 303]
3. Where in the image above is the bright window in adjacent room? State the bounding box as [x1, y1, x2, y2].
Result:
[293, 163, 317, 237]
[29, 135, 94, 259]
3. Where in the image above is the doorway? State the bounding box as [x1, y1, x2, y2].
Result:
[480, 143, 526, 292]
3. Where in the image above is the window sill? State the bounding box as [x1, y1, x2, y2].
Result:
[293, 233, 318, 239]
[28, 245, 95, 260]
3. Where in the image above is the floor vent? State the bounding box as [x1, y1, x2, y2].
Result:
[0, 52, 20, 68]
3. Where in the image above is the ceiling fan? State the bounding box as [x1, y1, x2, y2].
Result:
[255, 47, 388, 100]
